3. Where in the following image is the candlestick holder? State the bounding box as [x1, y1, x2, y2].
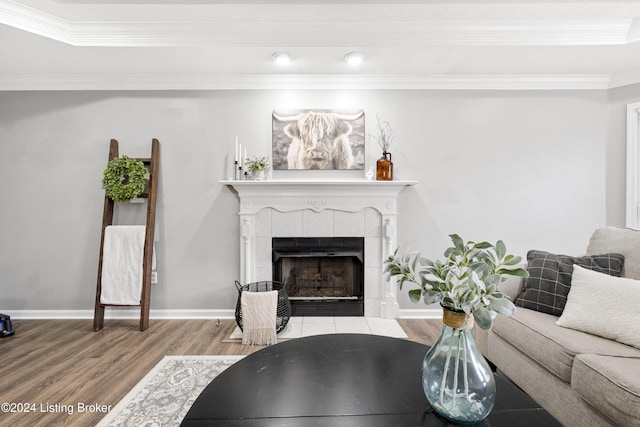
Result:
[233, 161, 240, 180]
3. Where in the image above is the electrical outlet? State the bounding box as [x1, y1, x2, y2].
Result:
[151, 271, 158, 284]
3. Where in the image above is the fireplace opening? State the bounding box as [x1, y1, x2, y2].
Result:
[272, 237, 364, 316]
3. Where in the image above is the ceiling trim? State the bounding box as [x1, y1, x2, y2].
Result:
[0, 73, 612, 91]
[628, 18, 640, 43]
[2, 2, 638, 89]
[608, 70, 640, 90]
[0, 1, 636, 47]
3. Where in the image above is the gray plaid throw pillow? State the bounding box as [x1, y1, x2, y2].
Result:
[514, 250, 625, 316]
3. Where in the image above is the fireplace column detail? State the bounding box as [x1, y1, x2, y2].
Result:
[381, 215, 399, 318]
[240, 213, 255, 284]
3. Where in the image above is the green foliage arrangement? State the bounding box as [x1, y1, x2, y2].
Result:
[384, 234, 529, 330]
[102, 155, 149, 202]
[244, 156, 271, 173]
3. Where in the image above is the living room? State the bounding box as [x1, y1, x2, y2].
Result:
[1, 1, 640, 426]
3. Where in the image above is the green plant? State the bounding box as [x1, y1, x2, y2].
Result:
[244, 156, 271, 173]
[102, 155, 149, 202]
[384, 234, 528, 329]
[367, 115, 394, 152]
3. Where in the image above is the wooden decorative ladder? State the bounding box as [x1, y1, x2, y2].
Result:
[94, 139, 160, 331]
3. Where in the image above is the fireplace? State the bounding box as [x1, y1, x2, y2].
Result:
[272, 237, 364, 316]
[222, 179, 417, 318]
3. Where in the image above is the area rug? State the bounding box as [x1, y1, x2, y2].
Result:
[96, 355, 244, 427]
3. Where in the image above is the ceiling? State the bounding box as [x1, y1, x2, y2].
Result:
[1, 0, 640, 90]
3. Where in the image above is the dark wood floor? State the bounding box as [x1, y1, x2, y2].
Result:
[0, 318, 440, 427]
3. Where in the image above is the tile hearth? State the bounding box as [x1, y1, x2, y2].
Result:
[230, 316, 408, 340]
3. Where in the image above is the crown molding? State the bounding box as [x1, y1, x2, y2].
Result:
[608, 70, 640, 90]
[628, 17, 640, 43]
[0, 1, 636, 47]
[3, 20, 635, 47]
[0, 73, 613, 91]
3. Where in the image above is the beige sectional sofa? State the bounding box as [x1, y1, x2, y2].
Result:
[476, 227, 640, 427]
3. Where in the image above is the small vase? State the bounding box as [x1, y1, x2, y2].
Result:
[422, 308, 496, 424]
[376, 151, 393, 181]
[250, 170, 267, 181]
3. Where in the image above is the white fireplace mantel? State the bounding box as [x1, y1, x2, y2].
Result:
[222, 179, 417, 214]
[222, 179, 417, 318]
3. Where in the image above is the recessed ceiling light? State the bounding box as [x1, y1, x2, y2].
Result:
[345, 51, 365, 66]
[272, 52, 293, 66]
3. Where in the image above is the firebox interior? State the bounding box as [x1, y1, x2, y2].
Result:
[272, 237, 364, 316]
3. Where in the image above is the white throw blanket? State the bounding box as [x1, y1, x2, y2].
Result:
[100, 225, 148, 305]
[241, 290, 278, 345]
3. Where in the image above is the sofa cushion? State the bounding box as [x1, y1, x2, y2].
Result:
[491, 308, 640, 382]
[572, 354, 640, 427]
[557, 265, 640, 349]
[514, 250, 624, 316]
[587, 226, 640, 280]
[498, 270, 526, 302]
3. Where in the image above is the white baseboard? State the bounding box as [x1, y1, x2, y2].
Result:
[5, 308, 441, 320]
[4, 308, 236, 320]
[398, 308, 442, 319]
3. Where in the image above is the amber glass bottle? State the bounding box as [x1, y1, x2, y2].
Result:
[376, 151, 393, 180]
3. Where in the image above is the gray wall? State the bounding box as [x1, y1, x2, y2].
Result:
[0, 87, 635, 313]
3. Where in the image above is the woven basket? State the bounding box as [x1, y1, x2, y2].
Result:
[235, 281, 291, 334]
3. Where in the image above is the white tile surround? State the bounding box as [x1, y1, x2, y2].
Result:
[222, 180, 417, 319]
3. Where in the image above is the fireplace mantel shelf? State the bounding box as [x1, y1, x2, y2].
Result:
[221, 179, 418, 215]
[220, 179, 418, 188]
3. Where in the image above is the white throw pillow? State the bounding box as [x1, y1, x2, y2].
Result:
[556, 264, 640, 349]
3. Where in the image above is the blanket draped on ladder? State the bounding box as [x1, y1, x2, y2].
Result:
[100, 225, 148, 305]
[241, 290, 278, 345]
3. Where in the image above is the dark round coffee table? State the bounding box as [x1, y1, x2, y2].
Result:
[181, 334, 560, 426]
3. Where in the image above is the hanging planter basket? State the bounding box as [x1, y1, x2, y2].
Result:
[102, 155, 149, 202]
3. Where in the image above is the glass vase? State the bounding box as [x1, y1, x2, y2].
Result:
[422, 308, 496, 424]
[376, 151, 393, 180]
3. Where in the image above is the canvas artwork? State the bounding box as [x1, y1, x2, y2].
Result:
[272, 109, 365, 170]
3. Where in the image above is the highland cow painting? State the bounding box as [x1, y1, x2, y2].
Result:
[272, 109, 365, 170]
